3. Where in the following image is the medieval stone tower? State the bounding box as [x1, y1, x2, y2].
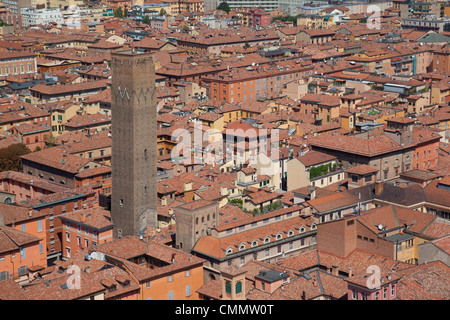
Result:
[111, 51, 157, 239]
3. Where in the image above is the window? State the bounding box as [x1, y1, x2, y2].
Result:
[186, 269, 190, 277]
[374, 292, 379, 300]
[168, 274, 173, 282]
[0, 271, 9, 282]
[168, 291, 174, 300]
[352, 289, 357, 300]
[20, 247, 26, 259]
[383, 288, 387, 299]
[225, 281, 231, 294]
[236, 281, 242, 294]
[21, 224, 26, 232]
[146, 281, 150, 289]
[391, 285, 395, 297]
[66, 232, 70, 242]
[186, 284, 191, 297]
[18, 266, 27, 277]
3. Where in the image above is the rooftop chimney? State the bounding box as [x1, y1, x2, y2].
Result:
[309, 187, 316, 200]
[374, 181, 384, 196]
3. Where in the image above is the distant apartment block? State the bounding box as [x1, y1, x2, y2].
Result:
[401, 15, 450, 32]
[21, 7, 64, 28]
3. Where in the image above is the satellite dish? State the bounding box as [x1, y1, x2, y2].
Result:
[378, 224, 383, 230]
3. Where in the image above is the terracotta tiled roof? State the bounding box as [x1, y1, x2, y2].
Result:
[30, 80, 108, 96]
[193, 214, 314, 259]
[357, 205, 436, 235]
[396, 261, 450, 300]
[22, 270, 106, 300]
[94, 236, 205, 280]
[64, 113, 111, 129]
[0, 203, 46, 225]
[0, 225, 42, 255]
[346, 164, 378, 175]
[0, 170, 71, 193]
[0, 280, 28, 300]
[306, 191, 358, 213]
[309, 133, 404, 157]
[295, 150, 336, 167]
[21, 147, 92, 174]
[59, 207, 112, 230]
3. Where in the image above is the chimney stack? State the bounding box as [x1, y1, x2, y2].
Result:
[310, 187, 316, 200]
[375, 181, 384, 196]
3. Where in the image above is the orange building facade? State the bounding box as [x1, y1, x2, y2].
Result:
[59, 208, 113, 260]
[205, 61, 314, 104]
[0, 225, 45, 282]
[413, 139, 440, 170]
[139, 263, 204, 300]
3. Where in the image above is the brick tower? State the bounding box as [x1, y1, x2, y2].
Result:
[110, 51, 157, 239]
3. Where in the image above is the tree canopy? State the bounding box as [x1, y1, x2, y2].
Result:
[271, 15, 298, 26]
[142, 15, 150, 24]
[0, 143, 31, 172]
[217, 2, 231, 14]
[114, 7, 124, 18]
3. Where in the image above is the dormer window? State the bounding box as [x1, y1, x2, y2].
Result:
[226, 247, 233, 255]
[263, 236, 270, 244]
[299, 226, 306, 233]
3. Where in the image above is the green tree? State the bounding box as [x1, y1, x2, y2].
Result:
[142, 15, 150, 25]
[271, 15, 297, 26]
[114, 7, 124, 18]
[217, 1, 230, 14]
[0, 143, 31, 172]
[159, 8, 167, 16]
